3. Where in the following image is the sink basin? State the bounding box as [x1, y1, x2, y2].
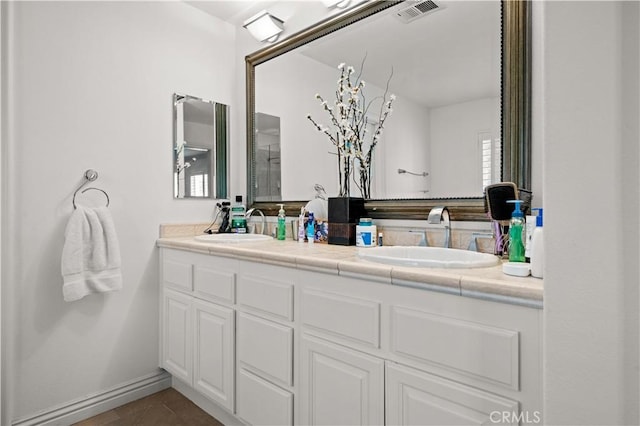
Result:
[358, 246, 500, 269]
[194, 233, 273, 244]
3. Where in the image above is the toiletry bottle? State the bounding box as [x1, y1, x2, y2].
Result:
[230, 195, 247, 233]
[356, 218, 377, 247]
[298, 207, 306, 243]
[218, 201, 231, 233]
[277, 204, 286, 241]
[525, 213, 536, 260]
[506, 200, 525, 262]
[530, 208, 544, 278]
[306, 211, 315, 244]
[378, 232, 384, 247]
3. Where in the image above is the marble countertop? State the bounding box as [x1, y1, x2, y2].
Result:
[157, 235, 543, 309]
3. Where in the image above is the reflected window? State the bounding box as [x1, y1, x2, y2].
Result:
[480, 132, 501, 189]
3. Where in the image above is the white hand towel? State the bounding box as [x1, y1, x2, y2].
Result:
[61, 206, 122, 302]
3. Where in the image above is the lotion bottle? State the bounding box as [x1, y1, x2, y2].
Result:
[530, 208, 544, 278]
[276, 204, 286, 240]
[507, 200, 525, 262]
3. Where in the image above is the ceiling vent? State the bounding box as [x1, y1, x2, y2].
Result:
[393, 0, 442, 24]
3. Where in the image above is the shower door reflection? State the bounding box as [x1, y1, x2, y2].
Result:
[255, 112, 281, 201]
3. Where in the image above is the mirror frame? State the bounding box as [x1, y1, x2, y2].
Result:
[246, 0, 530, 220]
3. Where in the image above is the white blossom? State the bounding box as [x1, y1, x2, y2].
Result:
[306, 61, 396, 198]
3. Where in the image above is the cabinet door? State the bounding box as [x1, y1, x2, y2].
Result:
[386, 362, 520, 426]
[162, 289, 192, 384]
[300, 334, 384, 425]
[193, 299, 234, 411]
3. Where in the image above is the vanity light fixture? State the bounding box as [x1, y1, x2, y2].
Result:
[243, 10, 285, 43]
[321, 0, 351, 8]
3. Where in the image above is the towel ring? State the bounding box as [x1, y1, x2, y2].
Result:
[72, 169, 110, 209]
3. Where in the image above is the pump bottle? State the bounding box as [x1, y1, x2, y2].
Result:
[507, 200, 525, 262]
[276, 204, 286, 241]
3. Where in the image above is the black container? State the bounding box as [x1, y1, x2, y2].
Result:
[328, 197, 366, 245]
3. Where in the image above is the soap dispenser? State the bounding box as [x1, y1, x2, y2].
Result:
[506, 200, 525, 262]
[277, 204, 286, 240]
[530, 208, 544, 278]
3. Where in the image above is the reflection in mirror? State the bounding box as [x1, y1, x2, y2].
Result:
[253, 0, 500, 201]
[173, 93, 229, 199]
[246, 0, 531, 219]
[255, 112, 282, 201]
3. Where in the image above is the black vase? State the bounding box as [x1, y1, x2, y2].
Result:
[328, 197, 366, 246]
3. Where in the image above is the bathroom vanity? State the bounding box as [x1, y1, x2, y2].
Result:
[157, 235, 543, 425]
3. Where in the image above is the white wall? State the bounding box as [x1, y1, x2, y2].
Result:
[540, 1, 639, 424]
[3, 1, 236, 422]
[429, 97, 500, 198]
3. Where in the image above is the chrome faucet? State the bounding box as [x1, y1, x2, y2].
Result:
[427, 206, 451, 248]
[245, 208, 266, 235]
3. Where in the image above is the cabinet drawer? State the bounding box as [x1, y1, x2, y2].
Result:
[391, 306, 519, 389]
[162, 258, 192, 292]
[386, 362, 519, 425]
[194, 265, 235, 304]
[237, 368, 293, 426]
[301, 289, 380, 348]
[237, 274, 293, 321]
[237, 312, 293, 387]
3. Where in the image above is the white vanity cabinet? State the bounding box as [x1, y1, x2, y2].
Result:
[160, 249, 236, 413]
[158, 246, 542, 426]
[296, 270, 541, 426]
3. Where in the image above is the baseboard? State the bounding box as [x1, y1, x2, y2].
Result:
[172, 378, 246, 426]
[12, 370, 171, 426]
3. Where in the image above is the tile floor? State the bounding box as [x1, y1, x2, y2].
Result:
[72, 388, 224, 426]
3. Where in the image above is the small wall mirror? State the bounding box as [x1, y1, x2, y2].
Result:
[173, 93, 229, 199]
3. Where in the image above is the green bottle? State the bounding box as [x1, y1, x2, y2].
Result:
[507, 200, 526, 262]
[277, 204, 286, 241]
[230, 195, 247, 233]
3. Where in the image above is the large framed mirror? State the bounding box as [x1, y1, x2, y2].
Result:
[173, 93, 229, 199]
[246, 0, 530, 220]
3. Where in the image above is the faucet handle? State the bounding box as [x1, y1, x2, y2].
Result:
[467, 232, 494, 252]
[410, 230, 429, 247]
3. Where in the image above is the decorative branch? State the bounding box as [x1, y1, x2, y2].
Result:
[307, 61, 395, 199]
